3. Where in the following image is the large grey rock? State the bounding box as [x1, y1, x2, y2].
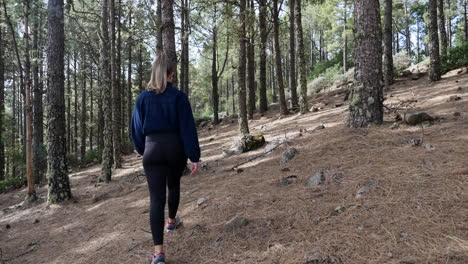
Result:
[225, 217, 249, 232]
[404, 112, 434, 126]
[281, 148, 298, 164]
[222, 140, 245, 157]
[305, 170, 326, 187]
[264, 138, 288, 153]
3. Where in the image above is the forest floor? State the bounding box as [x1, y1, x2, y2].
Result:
[1, 69, 468, 264]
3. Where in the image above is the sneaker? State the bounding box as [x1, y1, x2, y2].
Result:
[151, 253, 165, 264]
[166, 216, 181, 232]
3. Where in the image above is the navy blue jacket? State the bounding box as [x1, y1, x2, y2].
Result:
[131, 83, 201, 162]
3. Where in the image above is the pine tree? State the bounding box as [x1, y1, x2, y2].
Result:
[46, 0, 72, 203]
[273, 0, 289, 116]
[348, 0, 383, 127]
[238, 0, 249, 136]
[428, 0, 441, 81]
[383, 0, 394, 87]
[258, 0, 268, 113]
[296, 0, 309, 114]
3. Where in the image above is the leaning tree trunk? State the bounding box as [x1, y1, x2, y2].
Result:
[348, 0, 383, 128]
[110, 0, 122, 168]
[428, 0, 441, 81]
[162, 0, 177, 86]
[24, 0, 36, 200]
[99, 0, 113, 182]
[383, 0, 394, 87]
[437, 0, 448, 60]
[258, 0, 268, 113]
[46, 0, 72, 203]
[238, 0, 250, 136]
[0, 20, 4, 181]
[288, 0, 298, 110]
[296, 0, 309, 114]
[273, 0, 289, 116]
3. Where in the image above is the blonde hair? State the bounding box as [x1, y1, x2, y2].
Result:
[147, 52, 169, 93]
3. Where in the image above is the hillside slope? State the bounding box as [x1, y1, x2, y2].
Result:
[1, 69, 468, 264]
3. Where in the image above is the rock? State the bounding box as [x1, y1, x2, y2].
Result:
[197, 198, 206, 207]
[388, 252, 393, 258]
[33, 219, 40, 224]
[236, 168, 244, 174]
[201, 162, 209, 172]
[451, 168, 468, 175]
[312, 124, 325, 131]
[223, 140, 244, 157]
[389, 122, 399, 129]
[225, 217, 248, 232]
[448, 95, 462, 102]
[305, 170, 326, 187]
[331, 206, 345, 216]
[456, 87, 463, 91]
[214, 237, 223, 247]
[424, 144, 433, 150]
[280, 148, 298, 164]
[264, 138, 288, 153]
[335, 103, 344, 108]
[6, 224, 11, 229]
[279, 177, 291, 186]
[311, 107, 319, 112]
[356, 186, 370, 198]
[223, 135, 266, 157]
[404, 112, 434, 126]
[400, 232, 408, 238]
[454, 112, 461, 117]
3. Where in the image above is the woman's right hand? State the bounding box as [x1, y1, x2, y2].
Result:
[191, 162, 200, 176]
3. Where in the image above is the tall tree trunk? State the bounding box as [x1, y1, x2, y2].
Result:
[67, 55, 71, 153]
[80, 54, 87, 163]
[110, 0, 122, 168]
[12, 77, 17, 178]
[97, 70, 104, 150]
[89, 67, 93, 151]
[161, 0, 177, 86]
[383, 0, 394, 87]
[157, 0, 163, 51]
[32, 0, 44, 183]
[238, 0, 249, 136]
[47, 0, 72, 203]
[296, 0, 309, 114]
[348, 0, 383, 128]
[464, 0, 468, 42]
[416, 20, 421, 62]
[437, 0, 448, 59]
[343, 0, 348, 72]
[273, 0, 289, 116]
[183, 0, 190, 96]
[428, 0, 441, 81]
[247, 0, 255, 119]
[446, 0, 452, 47]
[100, 0, 113, 182]
[258, 0, 268, 113]
[231, 74, 236, 114]
[226, 78, 229, 115]
[180, 0, 186, 94]
[404, 0, 411, 55]
[0, 20, 4, 181]
[139, 45, 143, 92]
[212, 21, 219, 124]
[127, 9, 133, 138]
[24, 0, 36, 200]
[288, 0, 298, 110]
[74, 54, 78, 155]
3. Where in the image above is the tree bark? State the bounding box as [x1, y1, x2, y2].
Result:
[428, 0, 441, 81]
[110, 0, 122, 168]
[273, 0, 289, 116]
[247, 0, 256, 119]
[74, 54, 78, 155]
[0, 19, 4, 181]
[288, 0, 298, 110]
[161, 0, 177, 86]
[348, 0, 383, 128]
[404, 0, 411, 55]
[258, 0, 268, 113]
[343, 0, 348, 72]
[67, 55, 71, 153]
[296, 0, 309, 114]
[212, 20, 219, 124]
[183, 0, 190, 96]
[99, 0, 113, 182]
[80, 54, 87, 163]
[157, 0, 163, 51]
[46, 0, 72, 203]
[437, 0, 448, 59]
[238, 0, 249, 136]
[89, 66, 93, 151]
[464, 0, 468, 42]
[383, 0, 394, 87]
[24, 0, 36, 200]
[127, 8, 133, 138]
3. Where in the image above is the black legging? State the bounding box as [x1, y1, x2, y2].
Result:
[143, 133, 187, 246]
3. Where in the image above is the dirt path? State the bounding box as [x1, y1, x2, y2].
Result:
[1, 70, 468, 264]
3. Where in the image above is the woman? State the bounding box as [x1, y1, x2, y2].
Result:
[131, 52, 200, 264]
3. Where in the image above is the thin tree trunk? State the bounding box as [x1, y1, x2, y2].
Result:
[97, 70, 104, 150]
[183, 0, 190, 96]
[247, 0, 256, 119]
[139, 45, 143, 92]
[67, 55, 71, 153]
[428, 0, 441, 81]
[288, 0, 298, 110]
[258, 0, 268, 113]
[348, 0, 383, 128]
[383, 0, 394, 87]
[238, 0, 249, 136]
[46, 0, 72, 203]
[212, 18, 219, 124]
[100, 0, 113, 182]
[446, 0, 452, 47]
[437, 0, 448, 59]
[90, 66, 93, 151]
[127, 8, 133, 138]
[24, 0, 36, 200]
[12, 77, 17, 178]
[417, 21, 421, 62]
[80, 54, 87, 163]
[180, 0, 186, 94]
[273, 0, 289, 116]
[404, 0, 411, 55]
[343, 0, 348, 72]
[157, 0, 163, 51]
[74, 54, 78, 155]
[296, 0, 309, 114]
[231, 74, 236, 114]
[161, 0, 177, 86]
[464, 0, 468, 42]
[111, 0, 122, 168]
